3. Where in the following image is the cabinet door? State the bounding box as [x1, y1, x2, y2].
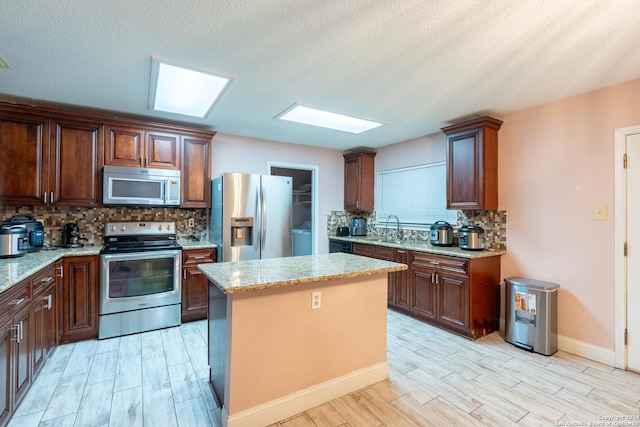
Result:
[32, 282, 55, 377]
[105, 125, 144, 167]
[394, 250, 410, 310]
[344, 156, 361, 211]
[409, 264, 437, 320]
[446, 129, 482, 210]
[31, 265, 55, 377]
[344, 151, 375, 211]
[437, 273, 469, 332]
[146, 131, 180, 169]
[182, 268, 209, 322]
[0, 111, 49, 206]
[51, 119, 103, 206]
[54, 261, 63, 345]
[181, 136, 211, 208]
[60, 256, 98, 343]
[0, 319, 12, 427]
[12, 306, 30, 409]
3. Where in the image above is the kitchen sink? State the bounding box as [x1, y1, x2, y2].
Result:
[378, 239, 399, 244]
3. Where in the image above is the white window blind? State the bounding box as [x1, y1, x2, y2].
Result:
[376, 162, 458, 226]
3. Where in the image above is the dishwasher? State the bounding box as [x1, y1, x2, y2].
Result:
[329, 240, 353, 253]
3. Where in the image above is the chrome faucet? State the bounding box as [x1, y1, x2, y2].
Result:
[385, 215, 400, 241]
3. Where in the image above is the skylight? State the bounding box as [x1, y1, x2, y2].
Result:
[277, 104, 383, 134]
[150, 58, 231, 118]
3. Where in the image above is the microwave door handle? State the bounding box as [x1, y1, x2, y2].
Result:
[163, 178, 168, 204]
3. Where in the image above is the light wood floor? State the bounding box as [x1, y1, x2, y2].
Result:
[9, 310, 640, 426]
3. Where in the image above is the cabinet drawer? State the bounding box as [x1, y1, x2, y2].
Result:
[0, 279, 30, 324]
[410, 252, 468, 276]
[32, 265, 56, 296]
[183, 249, 216, 266]
[373, 246, 396, 261]
[352, 243, 373, 257]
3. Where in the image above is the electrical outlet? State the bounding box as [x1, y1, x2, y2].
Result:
[311, 291, 321, 309]
[188, 218, 195, 228]
[593, 205, 608, 221]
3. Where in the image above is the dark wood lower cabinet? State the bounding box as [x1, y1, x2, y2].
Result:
[60, 256, 99, 343]
[0, 279, 32, 427]
[181, 248, 216, 322]
[1, 256, 94, 427]
[351, 241, 500, 340]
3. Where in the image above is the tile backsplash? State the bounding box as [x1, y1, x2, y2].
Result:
[0, 206, 209, 247]
[327, 210, 507, 250]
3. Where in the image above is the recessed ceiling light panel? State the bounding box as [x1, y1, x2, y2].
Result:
[277, 104, 383, 134]
[150, 57, 232, 118]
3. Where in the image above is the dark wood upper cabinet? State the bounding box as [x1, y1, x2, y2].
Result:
[181, 135, 211, 208]
[0, 101, 215, 207]
[0, 110, 49, 206]
[146, 131, 180, 169]
[0, 108, 103, 207]
[105, 126, 180, 169]
[344, 150, 376, 211]
[51, 119, 103, 206]
[441, 116, 502, 210]
[104, 125, 144, 167]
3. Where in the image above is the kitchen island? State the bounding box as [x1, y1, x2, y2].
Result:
[199, 252, 407, 427]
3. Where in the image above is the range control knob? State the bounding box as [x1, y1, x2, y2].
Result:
[120, 225, 126, 232]
[110, 225, 117, 232]
[158, 225, 163, 231]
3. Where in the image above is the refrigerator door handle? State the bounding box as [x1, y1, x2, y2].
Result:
[261, 186, 267, 249]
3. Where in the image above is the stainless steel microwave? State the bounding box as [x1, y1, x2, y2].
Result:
[103, 165, 181, 206]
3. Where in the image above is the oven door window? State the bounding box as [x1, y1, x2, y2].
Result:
[108, 257, 175, 298]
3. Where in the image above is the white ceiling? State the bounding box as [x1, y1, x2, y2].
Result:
[1, 0, 639, 150]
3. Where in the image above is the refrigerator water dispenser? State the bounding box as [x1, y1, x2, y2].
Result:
[231, 217, 253, 246]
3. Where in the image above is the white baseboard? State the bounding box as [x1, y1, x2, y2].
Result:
[558, 334, 616, 367]
[221, 362, 389, 427]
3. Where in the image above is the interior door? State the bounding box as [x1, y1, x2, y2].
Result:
[626, 133, 640, 372]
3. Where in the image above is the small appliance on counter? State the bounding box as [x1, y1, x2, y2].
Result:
[350, 218, 367, 236]
[0, 224, 29, 258]
[61, 223, 87, 248]
[1, 214, 44, 252]
[336, 226, 350, 236]
[429, 221, 454, 246]
[458, 224, 485, 250]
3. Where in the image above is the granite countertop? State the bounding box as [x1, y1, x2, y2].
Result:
[329, 235, 506, 259]
[0, 245, 102, 294]
[199, 252, 408, 294]
[178, 241, 217, 250]
[0, 240, 217, 295]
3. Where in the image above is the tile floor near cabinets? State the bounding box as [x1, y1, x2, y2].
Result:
[10, 311, 640, 427]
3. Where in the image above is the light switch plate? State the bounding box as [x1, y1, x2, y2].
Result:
[593, 205, 608, 221]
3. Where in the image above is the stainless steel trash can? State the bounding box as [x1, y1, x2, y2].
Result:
[505, 277, 560, 356]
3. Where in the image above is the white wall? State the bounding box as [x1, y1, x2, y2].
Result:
[210, 133, 345, 253]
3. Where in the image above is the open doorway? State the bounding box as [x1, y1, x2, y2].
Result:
[269, 162, 318, 256]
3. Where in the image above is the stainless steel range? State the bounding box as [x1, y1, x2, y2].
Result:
[99, 221, 182, 339]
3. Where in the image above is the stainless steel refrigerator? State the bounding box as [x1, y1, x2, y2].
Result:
[210, 173, 292, 262]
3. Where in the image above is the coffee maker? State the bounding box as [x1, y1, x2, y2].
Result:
[61, 223, 85, 248]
